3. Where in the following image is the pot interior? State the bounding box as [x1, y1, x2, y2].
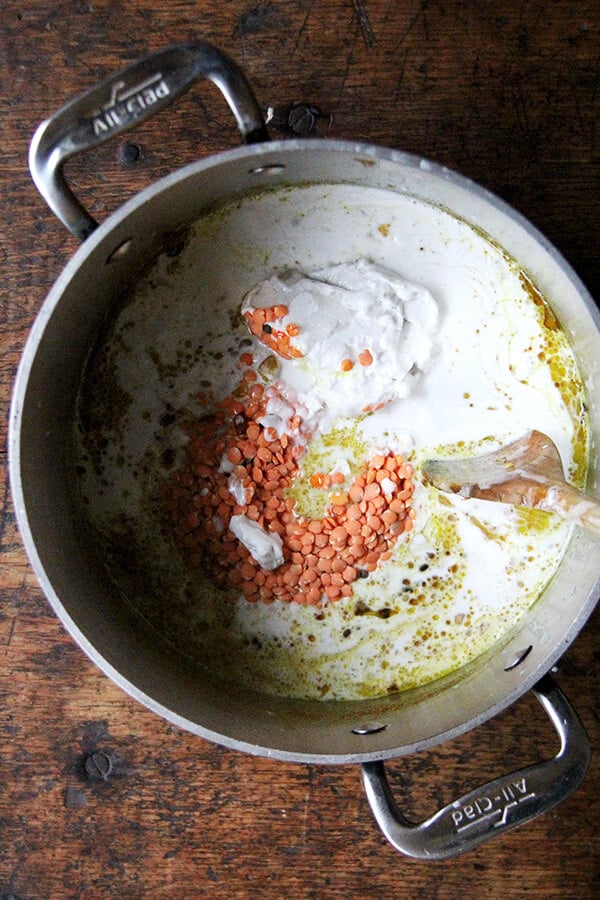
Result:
[12, 141, 600, 761]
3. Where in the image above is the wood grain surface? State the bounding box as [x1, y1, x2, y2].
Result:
[1, 1, 599, 897]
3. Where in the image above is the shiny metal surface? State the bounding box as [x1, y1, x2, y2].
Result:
[11, 138, 600, 760]
[28, 41, 268, 240]
[361, 674, 591, 858]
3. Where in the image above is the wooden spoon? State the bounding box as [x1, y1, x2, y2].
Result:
[422, 430, 600, 536]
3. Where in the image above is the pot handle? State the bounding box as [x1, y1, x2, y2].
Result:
[29, 41, 269, 241]
[361, 674, 590, 860]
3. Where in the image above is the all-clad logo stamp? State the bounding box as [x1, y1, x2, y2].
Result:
[449, 778, 536, 832]
[91, 73, 170, 135]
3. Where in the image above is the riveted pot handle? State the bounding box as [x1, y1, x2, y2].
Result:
[29, 41, 269, 241]
[361, 675, 590, 860]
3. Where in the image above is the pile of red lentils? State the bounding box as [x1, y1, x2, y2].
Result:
[162, 305, 415, 606]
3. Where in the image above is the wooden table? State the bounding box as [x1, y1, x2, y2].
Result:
[1, 2, 599, 896]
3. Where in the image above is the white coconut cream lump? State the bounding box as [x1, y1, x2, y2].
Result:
[243, 260, 439, 425]
[226, 260, 438, 571]
[74, 184, 588, 701]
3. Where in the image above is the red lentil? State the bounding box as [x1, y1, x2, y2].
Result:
[163, 366, 414, 607]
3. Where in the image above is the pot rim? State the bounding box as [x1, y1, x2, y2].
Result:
[16, 134, 600, 340]
[9, 136, 600, 763]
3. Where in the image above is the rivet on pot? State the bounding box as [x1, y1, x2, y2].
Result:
[504, 645, 533, 671]
[352, 721, 388, 735]
[249, 163, 286, 176]
[106, 238, 133, 263]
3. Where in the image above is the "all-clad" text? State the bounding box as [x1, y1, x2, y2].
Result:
[91, 75, 170, 136]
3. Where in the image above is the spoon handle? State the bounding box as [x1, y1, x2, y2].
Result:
[540, 482, 600, 537]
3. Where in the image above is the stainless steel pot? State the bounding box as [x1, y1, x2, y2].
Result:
[9, 41, 600, 859]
